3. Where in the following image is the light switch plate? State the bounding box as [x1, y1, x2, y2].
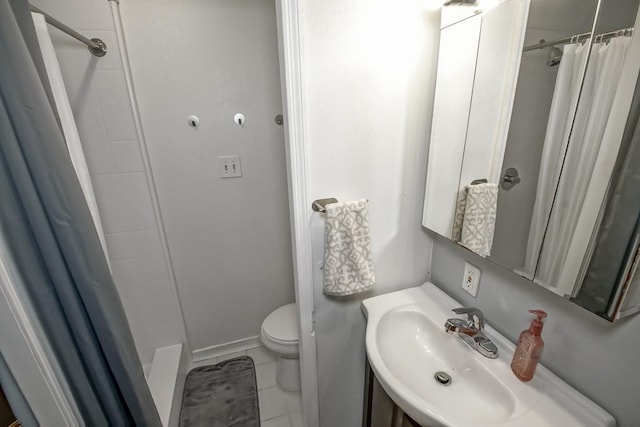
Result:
[462, 262, 481, 297]
[218, 155, 242, 178]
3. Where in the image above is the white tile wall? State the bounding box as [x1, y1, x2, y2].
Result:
[105, 229, 164, 261]
[32, 0, 186, 364]
[93, 173, 157, 233]
[93, 70, 138, 141]
[110, 140, 145, 173]
[74, 106, 116, 175]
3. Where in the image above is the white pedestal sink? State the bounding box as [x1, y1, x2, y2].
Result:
[362, 282, 615, 427]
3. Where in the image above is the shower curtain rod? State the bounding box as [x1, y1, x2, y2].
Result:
[29, 4, 107, 57]
[523, 27, 634, 52]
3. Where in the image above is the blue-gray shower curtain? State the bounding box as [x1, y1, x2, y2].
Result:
[576, 69, 640, 315]
[0, 0, 161, 425]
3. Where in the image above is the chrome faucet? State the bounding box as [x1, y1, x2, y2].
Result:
[445, 307, 498, 359]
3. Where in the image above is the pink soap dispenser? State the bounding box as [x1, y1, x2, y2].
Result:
[511, 309, 547, 382]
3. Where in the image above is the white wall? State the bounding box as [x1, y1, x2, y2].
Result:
[430, 236, 640, 426]
[299, 1, 440, 425]
[31, 0, 187, 365]
[119, 0, 294, 353]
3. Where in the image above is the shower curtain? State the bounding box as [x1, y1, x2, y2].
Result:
[524, 37, 632, 290]
[576, 70, 640, 311]
[522, 42, 590, 280]
[0, 0, 160, 425]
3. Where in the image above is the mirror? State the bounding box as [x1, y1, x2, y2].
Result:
[423, 0, 640, 321]
[568, 0, 640, 320]
[424, 0, 530, 244]
[573, 71, 640, 320]
[490, 0, 600, 279]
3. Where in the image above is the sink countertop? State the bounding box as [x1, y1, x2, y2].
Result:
[362, 282, 615, 427]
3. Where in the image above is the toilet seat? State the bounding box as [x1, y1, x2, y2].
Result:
[260, 303, 301, 391]
[261, 303, 299, 356]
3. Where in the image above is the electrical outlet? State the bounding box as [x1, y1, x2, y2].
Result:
[462, 262, 481, 297]
[218, 155, 242, 178]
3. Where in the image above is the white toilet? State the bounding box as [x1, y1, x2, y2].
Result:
[260, 303, 300, 392]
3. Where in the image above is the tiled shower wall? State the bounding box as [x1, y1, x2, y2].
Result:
[32, 0, 187, 364]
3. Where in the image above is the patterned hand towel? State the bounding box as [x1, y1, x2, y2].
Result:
[323, 199, 375, 296]
[457, 183, 499, 257]
[452, 189, 468, 242]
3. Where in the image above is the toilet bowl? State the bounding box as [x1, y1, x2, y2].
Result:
[260, 303, 300, 392]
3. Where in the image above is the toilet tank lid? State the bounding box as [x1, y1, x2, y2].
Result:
[263, 303, 298, 343]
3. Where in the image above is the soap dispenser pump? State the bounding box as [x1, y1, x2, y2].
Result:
[511, 309, 547, 382]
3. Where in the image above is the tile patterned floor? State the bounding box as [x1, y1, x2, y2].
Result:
[189, 346, 303, 427]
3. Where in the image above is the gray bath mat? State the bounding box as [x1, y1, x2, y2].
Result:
[179, 356, 260, 427]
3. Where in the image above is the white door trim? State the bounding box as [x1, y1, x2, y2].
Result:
[275, 0, 320, 426]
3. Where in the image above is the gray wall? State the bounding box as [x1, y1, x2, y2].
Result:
[431, 235, 640, 426]
[120, 0, 294, 353]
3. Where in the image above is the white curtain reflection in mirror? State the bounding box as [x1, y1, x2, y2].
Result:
[525, 36, 632, 291]
[521, 41, 589, 281]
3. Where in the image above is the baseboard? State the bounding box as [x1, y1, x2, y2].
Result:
[146, 344, 184, 427]
[192, 336, 262, 362]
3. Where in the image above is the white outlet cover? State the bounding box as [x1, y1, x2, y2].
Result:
[462, 262, 481, 297]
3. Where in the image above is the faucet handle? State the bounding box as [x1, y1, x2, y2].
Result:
[452, 307, 485, 330]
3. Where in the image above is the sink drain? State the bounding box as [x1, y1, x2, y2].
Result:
[434, 371, 452, 386]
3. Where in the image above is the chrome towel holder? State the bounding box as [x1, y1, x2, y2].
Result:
[312, 198, 338, 213]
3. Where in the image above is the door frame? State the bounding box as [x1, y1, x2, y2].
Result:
[276, 0, 320, 425]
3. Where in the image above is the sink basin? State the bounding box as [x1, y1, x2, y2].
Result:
[376, 309, 516, 423]
[362, 283, 615, 426]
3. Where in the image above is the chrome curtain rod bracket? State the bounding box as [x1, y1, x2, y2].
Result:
[29, 4, 107, 57]
[88, 38, 108, 57]
[312, 198, 338, 213]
